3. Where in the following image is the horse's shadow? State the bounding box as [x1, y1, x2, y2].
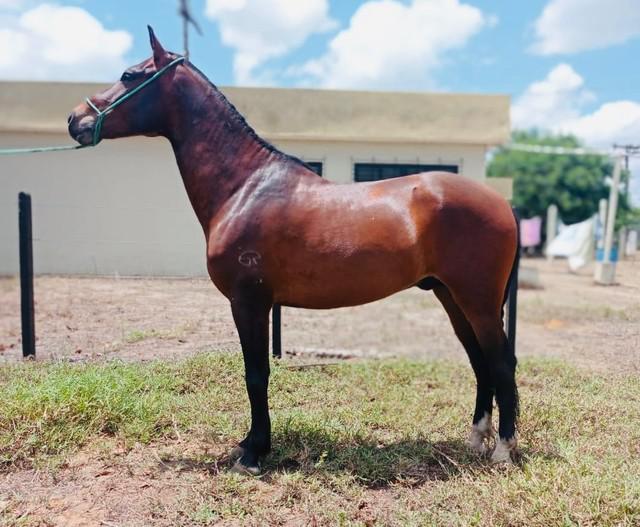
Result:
[157, 428, 561, 488]
[265, 433, 470, 487]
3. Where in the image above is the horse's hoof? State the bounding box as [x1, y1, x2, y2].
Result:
[467, 438, 489, 455]
[229, 445, 245, 459]
[230, 459, 261, 476]
[467, 413, 494, 455]
[490, 437, 517, 464]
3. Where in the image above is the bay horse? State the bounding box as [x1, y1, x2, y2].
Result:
[68, 27, 520, 475]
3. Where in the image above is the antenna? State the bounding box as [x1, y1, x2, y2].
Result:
[179, 0, 203, 60]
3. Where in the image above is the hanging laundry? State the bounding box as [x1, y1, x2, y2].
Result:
[520, 216, 542, 248]
[545, 216, 595, 271]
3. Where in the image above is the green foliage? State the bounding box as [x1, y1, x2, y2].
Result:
[617, 204, 640, 230]
[488, 131, 614, 224]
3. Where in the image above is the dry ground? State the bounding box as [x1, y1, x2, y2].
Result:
[1, 258, 639, 372]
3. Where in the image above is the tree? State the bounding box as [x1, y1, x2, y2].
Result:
[488, 131, 613, 224]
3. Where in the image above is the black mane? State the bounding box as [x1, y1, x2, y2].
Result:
[185, 61, 317, 174]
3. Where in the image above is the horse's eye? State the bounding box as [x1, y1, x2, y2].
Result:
[120, 71, 134, 82]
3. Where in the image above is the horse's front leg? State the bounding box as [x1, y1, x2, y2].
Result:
[229, 295, 271, 475]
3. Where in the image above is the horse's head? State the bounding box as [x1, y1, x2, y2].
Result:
[68, 27, 184, 146]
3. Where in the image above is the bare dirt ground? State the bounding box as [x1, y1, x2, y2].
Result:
[1, 257, 638, 372]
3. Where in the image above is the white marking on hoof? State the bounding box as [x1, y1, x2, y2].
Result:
[229, 446, 245, 459]
[467, 413, 494, 454]
[230, 459, 261, 476]
[491, 436, 517, 464]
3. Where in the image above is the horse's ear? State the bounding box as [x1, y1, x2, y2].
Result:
[148, 25, 169, 67]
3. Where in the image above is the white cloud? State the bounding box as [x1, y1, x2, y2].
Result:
[204, 0, 336, 85]
[511, 64, 595, 131]
[293, 0, 492, 90]
[0, 4, 133, 81]
[512, 64, 640, 148]
[513, 64, 640, 204]
[531, 0, 640, 55]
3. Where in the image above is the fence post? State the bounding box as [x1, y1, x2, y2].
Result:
[272, 303, 282, 358]
[19, 192, 36, 358]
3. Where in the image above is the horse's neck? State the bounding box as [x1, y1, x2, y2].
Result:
[166, 73, 276, 230]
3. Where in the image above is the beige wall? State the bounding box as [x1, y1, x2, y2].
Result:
[0, 132, 206, 276]
[0, 81, 510, 146]
[0, 131, 502, 276]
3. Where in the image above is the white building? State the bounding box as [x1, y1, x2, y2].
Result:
[0, 81, 510, 276]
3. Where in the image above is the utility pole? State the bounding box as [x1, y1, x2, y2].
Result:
[594, 155, 623, 285]
[612, 143, 640, 202]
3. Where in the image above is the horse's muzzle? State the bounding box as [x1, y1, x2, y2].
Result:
[67, 112, 95, 146]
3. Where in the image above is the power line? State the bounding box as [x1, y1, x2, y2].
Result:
[504, 142, 610, 157]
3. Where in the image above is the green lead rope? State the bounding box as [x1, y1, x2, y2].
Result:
[0, 56, 185, 156]
[0, 144, 88, 155]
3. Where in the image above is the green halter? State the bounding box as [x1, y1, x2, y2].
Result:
[85, 56, 185, 146]
[0, 56, 185, 155]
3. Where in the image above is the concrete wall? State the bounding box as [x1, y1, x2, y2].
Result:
[276, 139, 487, 183]
[0, 131, 498, 276]
[1, 81, 511, 146]
[0, 132, 205, 276]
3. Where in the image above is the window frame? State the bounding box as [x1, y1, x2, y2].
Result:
[353, 162, 459, 183]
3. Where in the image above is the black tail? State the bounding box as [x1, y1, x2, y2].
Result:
[503, 207, 521, 357]
[502, 207, 521, 422]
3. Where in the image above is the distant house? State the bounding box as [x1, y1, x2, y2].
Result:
[0, 82, 511, 276]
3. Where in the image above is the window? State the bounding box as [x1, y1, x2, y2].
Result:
[305, 161, 323, 177]
[354, 163, 458, 182]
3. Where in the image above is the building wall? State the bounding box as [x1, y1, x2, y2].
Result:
[0, 131, 501, 277]
[275, 139, 487, 183]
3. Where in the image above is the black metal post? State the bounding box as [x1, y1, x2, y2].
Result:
[272, 303, 282, 358]
[19, 192, 36, 358]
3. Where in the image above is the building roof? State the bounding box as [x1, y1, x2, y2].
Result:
[0, 81, 510, 146]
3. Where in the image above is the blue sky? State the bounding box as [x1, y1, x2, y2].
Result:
[39, 0, 639, 105]
[2, 0, 640, 201]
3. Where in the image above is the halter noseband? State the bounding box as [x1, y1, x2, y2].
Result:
[85, 56, 186, 146]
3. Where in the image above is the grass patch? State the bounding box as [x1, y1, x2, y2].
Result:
[124, 322, 195, 343]
[1, 354, 639, 525]
[125, 328, 160, 343]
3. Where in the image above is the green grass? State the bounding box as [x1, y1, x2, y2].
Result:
[1, 354, 639, 526]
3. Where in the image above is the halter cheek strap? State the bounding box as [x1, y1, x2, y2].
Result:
[85, 56, 185, 146]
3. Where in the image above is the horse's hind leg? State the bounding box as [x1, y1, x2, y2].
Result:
[431, 283, 495, 454]
[433, 274, 518, 463]
[462, 307, 518, 463]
